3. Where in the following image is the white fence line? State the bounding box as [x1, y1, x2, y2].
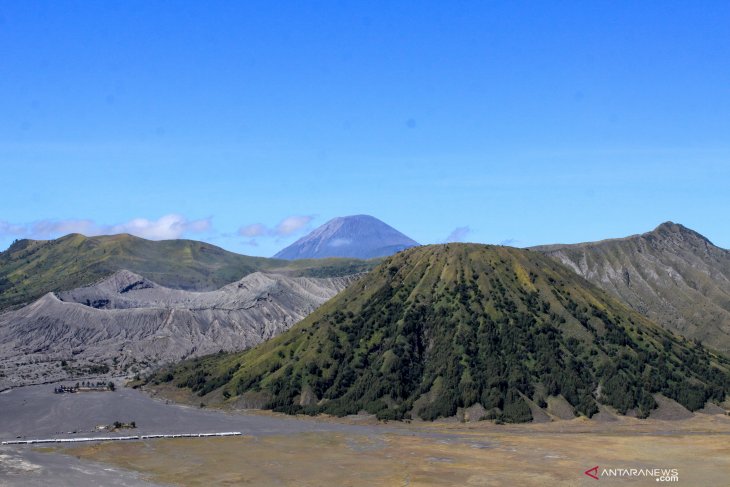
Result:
[1, 431, 242, 445]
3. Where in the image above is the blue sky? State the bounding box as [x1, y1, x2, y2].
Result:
[1, 1, 729, 256]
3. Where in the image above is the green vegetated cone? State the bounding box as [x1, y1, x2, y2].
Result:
[157, 243, 730, 422]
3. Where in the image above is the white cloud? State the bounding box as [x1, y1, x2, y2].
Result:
[0, 214, 212, 241]
[274, 215, 313, 236]
[109, 214, 211, 240]
[0, 221, 27, 236]
[444, 226, 471, 243]
[237, 215, 314, 239]
[238, 223, 268, 237]
[32, 219, 99, 236]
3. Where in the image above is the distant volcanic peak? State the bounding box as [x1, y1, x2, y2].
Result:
[273, 215, 419, 260]
[313, 215, 417, 242]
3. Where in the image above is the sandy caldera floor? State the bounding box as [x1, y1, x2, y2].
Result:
[46, 414, 730, 487]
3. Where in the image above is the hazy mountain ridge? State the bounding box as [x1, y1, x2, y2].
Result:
[0, 270, 357, 388]
[274, 215, 419, 260]
[533, 222, 730, 354]
[154, 244, 730, 422]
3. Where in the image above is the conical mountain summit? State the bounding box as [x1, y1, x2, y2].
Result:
[274, 215, 419, 260]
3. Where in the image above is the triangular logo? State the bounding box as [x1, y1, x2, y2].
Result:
[584, 466, 599, 480]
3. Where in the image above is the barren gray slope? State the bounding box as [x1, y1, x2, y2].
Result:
[533, 222, 730, 354]
[0, 271, 357, 388]
[57, 269, 346, 311]
[274, 215, 419, 260]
